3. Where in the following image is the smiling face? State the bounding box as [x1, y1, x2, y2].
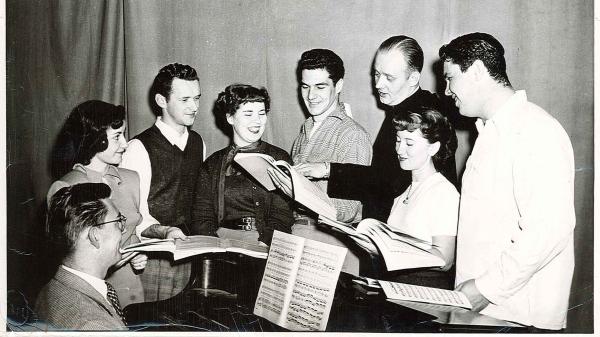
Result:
[373, 49, 418, 106]
[227, 101, 268, 147]
[443, 60, 481, 118]
[157, 78, 201, 130]
[395, 129, 438, 172]
[300, 68, 342, 117]
[94, 124, 127, 165]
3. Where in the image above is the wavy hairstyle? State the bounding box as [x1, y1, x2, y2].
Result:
[297, 49, 345, 84]
[47, 183, 112, 254]
[64, 100, 126, 166]
[439, 32, 511, 87]
[393, 107, 457, 170]
[215, 84, 270, 117]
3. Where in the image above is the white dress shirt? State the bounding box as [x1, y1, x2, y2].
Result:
[120, 117, 207, 237]
[61, 265, 108, 302]
[456, 91, 575, 329]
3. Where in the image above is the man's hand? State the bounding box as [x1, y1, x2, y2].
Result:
[166, 227, 188, 240]
[294, 163, 328, 179]
[267, 168, 293, 198]
[130, 253, 148, 270]
[455, 279, 490, 312]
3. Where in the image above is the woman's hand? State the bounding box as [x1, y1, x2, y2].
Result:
[130, 253, 148, 270]
[166, 227, 188, 240]
[267, 168, 294, 198]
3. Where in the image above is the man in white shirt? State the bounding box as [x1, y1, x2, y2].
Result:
[120, 63, 205, 301]
[36, 183, 134, 330]
[440, 33, 575, 330]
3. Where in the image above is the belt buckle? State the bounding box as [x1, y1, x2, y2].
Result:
[241, 217, 255, 231]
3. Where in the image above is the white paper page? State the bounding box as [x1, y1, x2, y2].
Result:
[380, 281, 472, 309]
[254, 231, 305, 326]
[283, 237, 347, 331]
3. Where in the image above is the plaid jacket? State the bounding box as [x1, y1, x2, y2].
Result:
[291, 103, 372, 223]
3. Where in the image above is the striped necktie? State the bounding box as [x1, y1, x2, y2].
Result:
[105, 281, 127, 325]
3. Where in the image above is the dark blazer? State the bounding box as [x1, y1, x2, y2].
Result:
[35, 267, 127, 331]
[328, 88, 458, 221]
[191, 141, 293, 245]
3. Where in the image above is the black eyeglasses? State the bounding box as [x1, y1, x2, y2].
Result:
[95, 214, 127, 233]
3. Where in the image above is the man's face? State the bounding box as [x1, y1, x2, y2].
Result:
[98, 199, 124, 265]
[443, 60, 479, 118]
[160, 78, 201, 128]
[373, 49, 415, 106]
[300, 68, 342, 117]
[95, 124, 128, 165]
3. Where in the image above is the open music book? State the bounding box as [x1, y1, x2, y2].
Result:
[234, 152, 337, 219]
[120, 235, 269, 260]
[380, 280, 472, 309]
[253, 231, 347, 331]
[318, 217, 445, 271]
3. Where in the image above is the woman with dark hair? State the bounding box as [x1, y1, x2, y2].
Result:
[382, 107, 459, 289]
[191, 84, 293, 245]
[47, 100, 185, 307]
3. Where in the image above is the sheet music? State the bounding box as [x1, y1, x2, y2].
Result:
[254, 231, 305, 325]
[284, 239, 346, 331]
[380, 281, 472, 309]
[254, 231, 346, 331]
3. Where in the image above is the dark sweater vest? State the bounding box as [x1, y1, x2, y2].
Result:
[134, 125, 204, 233]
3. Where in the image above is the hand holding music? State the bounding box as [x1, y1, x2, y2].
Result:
[294, 162, 328, 179]
[267, 167, 293, 198]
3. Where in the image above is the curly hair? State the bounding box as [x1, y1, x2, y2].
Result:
[393, 107, 457, 170]
[47, 183, 111, 255]
[439, 32, 511, 87]
[151, 63, 199, 100]
[377, 35, 424, 73]
[215, 84, 270, 117]
[297, 49, 345, 84]
[64, 100, 126, 166]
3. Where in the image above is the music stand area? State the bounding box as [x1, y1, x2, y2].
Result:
[124, 253, 526, 332]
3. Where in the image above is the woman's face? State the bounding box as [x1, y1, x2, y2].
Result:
[227, 101, 267, 147]
[95, 123, 128, 165]
[395, 129, 438, 172]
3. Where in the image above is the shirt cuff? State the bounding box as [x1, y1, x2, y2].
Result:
[475, 270, 506, 305]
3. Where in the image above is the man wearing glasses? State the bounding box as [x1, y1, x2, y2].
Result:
[35, 183, 135, 330]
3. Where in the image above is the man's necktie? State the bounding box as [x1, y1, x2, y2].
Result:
[105, 281, 127, 325]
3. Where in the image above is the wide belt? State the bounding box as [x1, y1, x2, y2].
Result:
[221, 217, 257, 231]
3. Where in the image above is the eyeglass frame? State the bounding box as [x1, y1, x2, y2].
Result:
[94, 213, 127, 233]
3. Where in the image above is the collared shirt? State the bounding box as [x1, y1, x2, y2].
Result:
[291, 103, 372, 223]
[120, 117, 207, 237]
[61, 265, 108, 302]
[456, 90, 575, 329]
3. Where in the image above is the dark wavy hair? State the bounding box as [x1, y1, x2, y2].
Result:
[63, 100, 126, 166]
[47, 183, 112, 255]
[393, 107, 457, 170]
[151, 63, 199, 101]
[377, 35, 424, 73]
[297, 49, 345, 84]
[215, 84, 270, 117]
[439, 32, 511, 87]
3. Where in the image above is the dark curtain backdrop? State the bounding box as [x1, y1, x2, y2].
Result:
[6, 0, 593, 332]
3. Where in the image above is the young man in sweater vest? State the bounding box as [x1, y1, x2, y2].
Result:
[121, 63, 205, 301]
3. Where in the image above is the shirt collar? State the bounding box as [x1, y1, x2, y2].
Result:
[61, 265, 108, 301]
[72, 163, 122, 185]
[155, 116, 189, 150]
[476, 90, 527, 133]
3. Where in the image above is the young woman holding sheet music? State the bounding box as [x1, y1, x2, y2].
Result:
[190, 84, 293, 245]
[383, 107, 459, 289]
